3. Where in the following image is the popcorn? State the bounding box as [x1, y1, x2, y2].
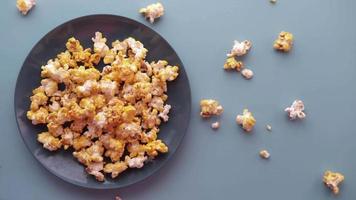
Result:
[241, 68, 254, 79]
[158, 104, 171, 122]
[323, 170, 344, 195]
[125, 155, 147, 168]
[274, 31, 294, 52]
[223, 57, 244, 71]
[266, 124, 272, 132]
[227, 40, 252, 57]
[37, 132, 62, 151]
[259, 150, 270, 159]
[139, 2, 165, 23]
[211, 122, 220, 129]
[285, 100, 306, 120]
[200, 99, 224, 118]
[16, 0, 35, 15]
[236, 109, 256, 132]
[27, 32, 176, 181]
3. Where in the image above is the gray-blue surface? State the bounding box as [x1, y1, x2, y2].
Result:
[1, 0, 356, 199]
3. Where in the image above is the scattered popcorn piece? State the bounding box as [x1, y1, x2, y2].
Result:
[200, 99, 224, 118]
[227, 40, 252, 57]
[211, 121, 220, 129]
[139, 2, 164, 23]
[115, 196, 122, 200]
[223, 57, 244, 71]
[285, 99, 306, 120]
[274, 31, 294, 52]
[241, 68, 254, 79]
[270, 0, 277, 4]
[236, 109, 256, 132]
[259, 150, 270, 159]
[323, 170, 344, 195]
[266, 124, 272, 132]
[16, 0, 35, 15]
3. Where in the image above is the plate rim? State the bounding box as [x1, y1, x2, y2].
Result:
[14, 14, 192, 189]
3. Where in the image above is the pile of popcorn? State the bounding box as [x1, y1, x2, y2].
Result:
[27, 32, 179, 181]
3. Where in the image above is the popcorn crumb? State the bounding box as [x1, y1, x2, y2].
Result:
[139, 2, 164, 23]
[236, 109, 256, 132]
[16, 0, 35, 15]
[200, 99, 224, 118]
[211, 122, 220, 129]
[270, 0, 277, 4]
[274, 31, 294, 52]
[259, 150, 270, 159]
[323, 170, 344, 195]
[266, 124, 272, 131]
[285, 99, 306, 120]
[227, 40, 252, 57]
[241, 68, 254, 79]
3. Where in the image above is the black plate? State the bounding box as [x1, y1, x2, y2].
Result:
[14, 15, 191, 189]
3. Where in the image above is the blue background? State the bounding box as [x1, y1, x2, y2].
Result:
[1, 0, 356, 199]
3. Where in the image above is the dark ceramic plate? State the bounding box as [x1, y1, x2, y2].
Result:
[14, 15, 191, 189]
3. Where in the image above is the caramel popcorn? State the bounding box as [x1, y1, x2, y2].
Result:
[323, 170, 344, 195]
[285, 99, 305, 120]
[223, 57, 244, 71]
[27, 32, 178, 181]
[241, 68, 254, 79]
[259, 150, 270, 159]
[274, 31, 294, 52]
[16, 0, 35, 15]
[139, 2, 165, 23]
[236, 109, 256, 132]
[227, 40, 252, 57]
[200, 99, 224, 118]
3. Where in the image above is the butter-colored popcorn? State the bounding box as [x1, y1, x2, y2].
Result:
[16, 0, 35, 15]
[224, 57, 244, 71]
[27, 32, 176, 181]
[236, 109, 256, 132]
[200, 99, 224, 118]
[241, 68, 254, 79]
[146, 139, 168, 158]
[274, 31, 294, 52]
[27, 107, 48, 125]
[37, 132, 62, 151]
[227, 40, 252, 57]
[285, 99, 305, 120]
[125, 155, 147, 168]
[104, 161, 128, 178]
[139, 2, 165, 23]
[323, 170, 344, 195]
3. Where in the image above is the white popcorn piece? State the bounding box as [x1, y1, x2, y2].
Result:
[227, 40, 252, 57]
[158, 104, 171, 122]
[285, 100, 306, 120]
[125, 155, 147, 168]
[211, 122, 220, 129]
[266, 124, 272, 132]
[241, 68, 254, 79]
[139, 2, 165, 23]
[16, 0, 35, 15]
[92, 32, 109, 57]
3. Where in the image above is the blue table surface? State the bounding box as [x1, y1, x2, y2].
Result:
[1, 0, 356, 199]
